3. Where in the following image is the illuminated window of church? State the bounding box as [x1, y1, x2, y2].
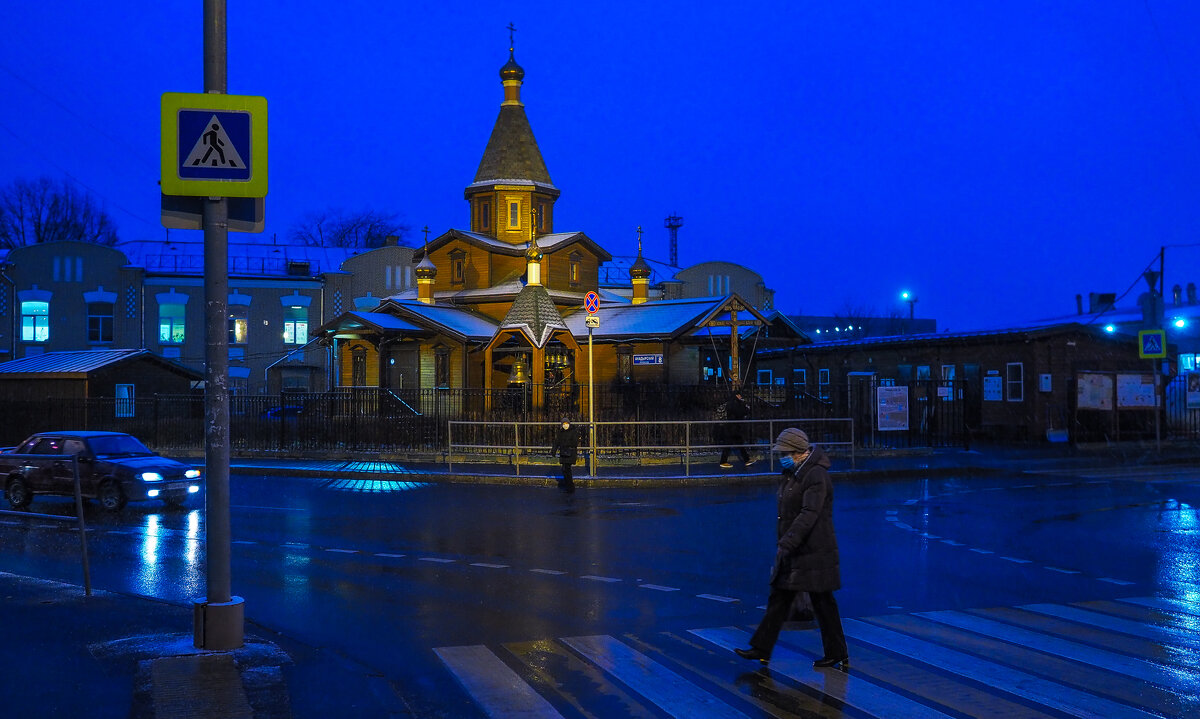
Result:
[536, 203, 546, 231]
[508, 201, 520, 228]
[569, 251, 582, 286]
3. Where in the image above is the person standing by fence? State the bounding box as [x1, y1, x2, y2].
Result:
[735, 428, 848, 669]
[718, 389, 755, 468]
[553, 417, 580, 493]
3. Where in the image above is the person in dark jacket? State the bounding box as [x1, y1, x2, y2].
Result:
[553, 417, 580, 493]
[718, 389, 756, 468]
[735, 427, 848, 669]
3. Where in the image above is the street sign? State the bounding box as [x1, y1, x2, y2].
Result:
[585, 315, 600, 328]
[161, 93, 268, 197]
[633, 353, 663, 365]
[584, 291, 599, 314]
[1138, 329, 1166, 359]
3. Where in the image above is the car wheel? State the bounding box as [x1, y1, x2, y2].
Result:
[98, 480, 127, 512]
[6, 476, 32, 509]
[162, 493, 187, 509]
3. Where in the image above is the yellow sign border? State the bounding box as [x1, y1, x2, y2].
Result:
[1138, 329, 1167, 359]
[161, 92, 268, 197]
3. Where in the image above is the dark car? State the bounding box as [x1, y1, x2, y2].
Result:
[1, 431, 202, 511]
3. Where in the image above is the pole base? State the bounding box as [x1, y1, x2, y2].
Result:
[193, 596, 245, 650]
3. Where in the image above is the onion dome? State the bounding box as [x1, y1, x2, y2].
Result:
[630, 226, 651, 279]
[414, 253, 438, 280]
[525, 238, 543, 263]
[500, 51, 525, 82]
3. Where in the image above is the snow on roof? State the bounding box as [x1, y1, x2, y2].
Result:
[345, 311, 425, 333]
[120, 239, 354, 277]
[0, 348, 198, 377]
[386, 300, 499, 340]
[561, 296, 725, 339]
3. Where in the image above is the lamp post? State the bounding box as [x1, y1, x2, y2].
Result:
[901, 291, 917, 335]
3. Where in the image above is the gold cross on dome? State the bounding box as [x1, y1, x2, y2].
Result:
[507, 23, 517, 51]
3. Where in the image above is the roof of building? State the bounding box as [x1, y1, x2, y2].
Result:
[342, 312, 427, 333]
[420, 229, 612, 263]
[0, 349, 200, 378]
[119, 239, 355, 278]
[473, 103, 556, 189]
[497, 284, 570, 348]
[599, 256, 680, 287]
[561, 296, 734, 340]
[383, 300, 500, 342]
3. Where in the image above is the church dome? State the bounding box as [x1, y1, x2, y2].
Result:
[414, 254, 438, 279]
[500, 52, 525, 82]
[525, 240, 543, 262]
[630, 254, 652, 279]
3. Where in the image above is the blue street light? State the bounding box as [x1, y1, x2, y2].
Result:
[1104, 324, 1116, 333]
[1173, 317, 1187, 329]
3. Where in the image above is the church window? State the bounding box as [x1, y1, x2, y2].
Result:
[450, 250, 466, 284]
[481, 201, 490, 230]
[228, 305, 249, 345]
[435, 347, 450, 388]
[616, 346, 633, 384]
[508, 201, 520, 229]
[569, 251, 582, 286]
[536, 203, 546, 231]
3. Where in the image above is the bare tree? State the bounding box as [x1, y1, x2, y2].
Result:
[833, 301, 878, 340]
[288, 208, 410, 249]
[0, 177, 120, 249]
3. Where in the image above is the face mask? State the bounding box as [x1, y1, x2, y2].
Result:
[780, 455, 795, 469]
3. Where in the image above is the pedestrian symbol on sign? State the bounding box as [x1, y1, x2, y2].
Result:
[183, 116, 246, 169]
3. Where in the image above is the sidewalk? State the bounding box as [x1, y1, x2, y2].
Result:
[3, 441, 1197, 718]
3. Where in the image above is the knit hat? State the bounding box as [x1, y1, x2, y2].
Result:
[771, 428, 810, 453]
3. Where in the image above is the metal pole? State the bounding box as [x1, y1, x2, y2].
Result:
[72, 456, 91, 597]
[588, 327, 596, 477]
[194, 0, 242, 650]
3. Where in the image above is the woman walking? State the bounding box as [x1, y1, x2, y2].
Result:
[553, 417, 580, 493]
[735, 428, 848, 669]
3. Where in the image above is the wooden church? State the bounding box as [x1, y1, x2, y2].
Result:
[315, 44, 800, 410]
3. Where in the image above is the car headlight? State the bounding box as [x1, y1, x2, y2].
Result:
[185, 469, 201, 479]
[141, 472, 163, 482]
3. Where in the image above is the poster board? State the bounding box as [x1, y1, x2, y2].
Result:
[983, 375, 1003, 401]
[1077, 373, 1113, 410]
[877, 386, 909, 431]
[1116, 374, 1157, 408]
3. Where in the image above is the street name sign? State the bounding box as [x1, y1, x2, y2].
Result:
[633, 353, 663, 365]
[161, 93, 268, 197]
[1138, 329, 1166, 359]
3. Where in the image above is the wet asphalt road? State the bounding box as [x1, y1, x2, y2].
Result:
[1, 463, 1197, 715]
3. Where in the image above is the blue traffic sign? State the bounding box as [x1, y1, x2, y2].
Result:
[1138, 329, 1166, 359]
[178, 110, 252, 181]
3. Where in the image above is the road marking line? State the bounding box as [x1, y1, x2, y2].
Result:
[230, 504, 306, 512]
[470, 562, 508, 568]
[530, 568, 566, 575]
[885, 509, 898, 515]
[326, 548, 357, 554]
[940, 540, 964, 546]
[232, 540, 256, 545]
[1001, 557, 1032, 564]
[1045, 567, 1080, 574]
[563, 635, 748, 719]
[969, 548, 993, 554]
[284, 542, 309, 548]
[581, 575, 621, 583]
[639, 584, 679, 592]
[921, 533, 941, 539]
[697, 594, 739, 603]
[419, 557, 456, 563]
[894, 522, 913, 530]
[435, 645, 564, 719]
[1098, 577, 1135, 586]
[376, 553, 405, 558]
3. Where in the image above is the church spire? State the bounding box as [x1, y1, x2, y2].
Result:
[630, 226, 652, 304]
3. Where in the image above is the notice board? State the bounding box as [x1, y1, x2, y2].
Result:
[1076, 373, 1113, 410]
[1116, 374, 1156, 408]
[877, 386, 909, 431]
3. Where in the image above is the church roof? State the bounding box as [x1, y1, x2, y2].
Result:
[473, 104, 556, 189]
[561, 296, 727, 340]
[419, 229, 612, 262]
[497, 284, 570, 348]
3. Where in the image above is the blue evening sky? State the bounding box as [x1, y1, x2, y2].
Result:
[3, 1, 1200, 332]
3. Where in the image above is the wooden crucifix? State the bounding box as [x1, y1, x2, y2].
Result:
[704, 298, 762, 388]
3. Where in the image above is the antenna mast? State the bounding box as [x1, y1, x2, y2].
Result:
[664, 213, 683, 266]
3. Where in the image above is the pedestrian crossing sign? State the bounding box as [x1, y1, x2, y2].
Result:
[161, 92, 268, 197]
[1138, 329, 1166, 359]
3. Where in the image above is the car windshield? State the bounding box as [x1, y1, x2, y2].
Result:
[87, 435, 154, 457]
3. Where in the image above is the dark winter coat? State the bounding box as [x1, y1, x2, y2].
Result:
[770, 445, 841, 593]
[553, 424, 580, 464]
[720, 394, 750, 443]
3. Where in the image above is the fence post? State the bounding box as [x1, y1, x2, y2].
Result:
[71, 456, 92, 597]
[684, 421, 690, 477]
[514, 421, 520, 477]
[850, 418, 856, 470]
[447, 421, 453, 473]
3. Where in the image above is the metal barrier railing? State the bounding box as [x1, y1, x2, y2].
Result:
[0, 454, 92, 595]
[447, 418, 855, 476]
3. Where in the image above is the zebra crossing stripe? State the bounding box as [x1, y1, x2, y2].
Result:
[1021, 603, 1200, 648]
[917, 610, 1178, 685]
[1119, 595, 1200, 618]
[845, 619, 1161, 719]
[434, 645, 563, 718]
[561, 635, 749, 718]
[689, 627, 955, 719]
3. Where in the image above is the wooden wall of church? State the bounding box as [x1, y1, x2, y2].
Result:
[339, 340, 379, 387]
[543, 249, 601, 292]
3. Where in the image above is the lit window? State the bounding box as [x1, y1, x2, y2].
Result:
[115, 384, 134, 418]
[283, 306, 308, 345]
[1179, 354, 1196, 372]
[1006, 362, 1024, 402]
[818, 368, 830, 399]
[88, 302, 114, 343]
[508, 201, 520, 228]
[228, 306, 249, 345]
[20, 301, 49, 342]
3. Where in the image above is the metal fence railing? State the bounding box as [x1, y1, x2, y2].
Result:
[447, 418, 855, 476]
